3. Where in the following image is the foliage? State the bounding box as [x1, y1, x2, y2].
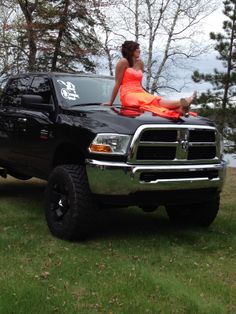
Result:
[34, 0, 100, 72]
[197, 107, 236, 151]
[0, 0, 27, 75]
[197, 107, 236, 127]
[0, 0, 101, 74]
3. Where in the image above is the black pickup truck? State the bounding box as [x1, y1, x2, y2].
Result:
[0, 72, 226, 240]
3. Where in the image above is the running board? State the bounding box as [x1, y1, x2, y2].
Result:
[0, 168, 7, 178]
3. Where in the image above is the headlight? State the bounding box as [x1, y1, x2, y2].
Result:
[89, 133, 131, 154]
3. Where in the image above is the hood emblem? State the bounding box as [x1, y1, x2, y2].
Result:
[176, 129, 189, 158]
[180, 139, 189, 152]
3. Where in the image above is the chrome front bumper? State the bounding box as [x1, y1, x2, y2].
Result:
[86, 159, 227, 195]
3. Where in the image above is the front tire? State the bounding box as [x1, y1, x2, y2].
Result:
[44, 164, 97, 240]
[165, 194, 220, 227]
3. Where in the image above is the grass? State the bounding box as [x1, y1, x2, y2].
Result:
[0, 168, 236, 313]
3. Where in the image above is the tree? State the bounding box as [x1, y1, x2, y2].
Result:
[35, 0, 101, 72]
[17, 0, 38, 71]
[144, 0, 171, 92]
[0, 0, 101, 74]
[0, 4, 14, 75]
[149, 0, 218, 94]
[119, 0, 144, 42]
[91, 0, 118, 76]
[103, 0, 219, 94]
[0, 0, 27, 75]
[192, 0, 236, 112]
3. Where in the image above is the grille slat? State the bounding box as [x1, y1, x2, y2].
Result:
[140, 170, 219, 182]
[139, 141, 178, 147]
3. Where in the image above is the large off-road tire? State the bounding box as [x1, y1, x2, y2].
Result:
[44, 164, 97, 240]
[165, 193, 220, 227]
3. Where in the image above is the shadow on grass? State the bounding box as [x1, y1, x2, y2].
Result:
[0, 178, 219, 243]
[0, 178, 46, 208]
[91, 207, 214, 243]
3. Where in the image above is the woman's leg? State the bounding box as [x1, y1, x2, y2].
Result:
[159, 91, 197, 111]
[159, 99, 181, 109]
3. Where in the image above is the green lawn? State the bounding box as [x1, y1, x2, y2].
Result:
[0, 168, 236, 314]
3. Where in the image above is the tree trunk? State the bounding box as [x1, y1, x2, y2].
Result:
[18, 0, 38, 71]
[28, 27, 37, 71]
[104, 35, 114, 76]
[51, 0, 70, 71]
[145, 0, 153, 91]
[145, 0, 170, 91]
[134, 0, 139, 41]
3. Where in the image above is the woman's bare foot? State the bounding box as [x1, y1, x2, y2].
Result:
[180, 91, 197, 116]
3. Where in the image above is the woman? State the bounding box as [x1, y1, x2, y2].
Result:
[103, 41, 197, 119]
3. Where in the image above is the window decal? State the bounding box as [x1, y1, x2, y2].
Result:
[57, 80, 80, 101]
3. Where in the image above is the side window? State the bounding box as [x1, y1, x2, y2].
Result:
[3, 77, 31, 106]
[30, 77, 53, 104]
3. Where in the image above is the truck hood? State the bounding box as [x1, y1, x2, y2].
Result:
[61, 105, 216, 134]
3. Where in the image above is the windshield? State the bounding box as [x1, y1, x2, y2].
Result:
[54, 75, 120, 107]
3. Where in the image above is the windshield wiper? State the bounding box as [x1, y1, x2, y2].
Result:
[69, 102, 102, 108]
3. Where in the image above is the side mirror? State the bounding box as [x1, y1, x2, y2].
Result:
[21, 94, 54, 113]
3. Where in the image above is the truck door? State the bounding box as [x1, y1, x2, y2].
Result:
[11, 76, 56, 178]
[0, 76, 32, 171]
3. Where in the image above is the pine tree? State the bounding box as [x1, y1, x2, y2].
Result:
[192, 0, 236, 111]
[1, 0, 100, 73]
[35, 0, 100, 72]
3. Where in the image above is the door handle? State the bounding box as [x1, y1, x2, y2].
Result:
[17, 118, 28, 123]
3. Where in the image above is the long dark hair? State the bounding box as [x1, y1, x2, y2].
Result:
[121, 41, 140, 67]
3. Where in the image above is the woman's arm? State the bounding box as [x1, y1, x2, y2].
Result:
[103, 58, 128, 106]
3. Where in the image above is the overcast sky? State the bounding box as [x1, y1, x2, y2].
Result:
[168, 3, 225, 99]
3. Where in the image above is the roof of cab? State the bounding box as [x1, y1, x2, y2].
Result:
[9, 72, 114, 80]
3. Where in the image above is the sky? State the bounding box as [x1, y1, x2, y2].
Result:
[168, 3, 225, 100]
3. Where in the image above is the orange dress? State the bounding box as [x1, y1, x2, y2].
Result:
[120, 68, 195, 119]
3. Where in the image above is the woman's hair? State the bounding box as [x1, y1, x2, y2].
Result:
[121, 41, 140, 67]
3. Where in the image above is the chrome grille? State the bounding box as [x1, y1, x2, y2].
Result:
[128, 124, 220, 165]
